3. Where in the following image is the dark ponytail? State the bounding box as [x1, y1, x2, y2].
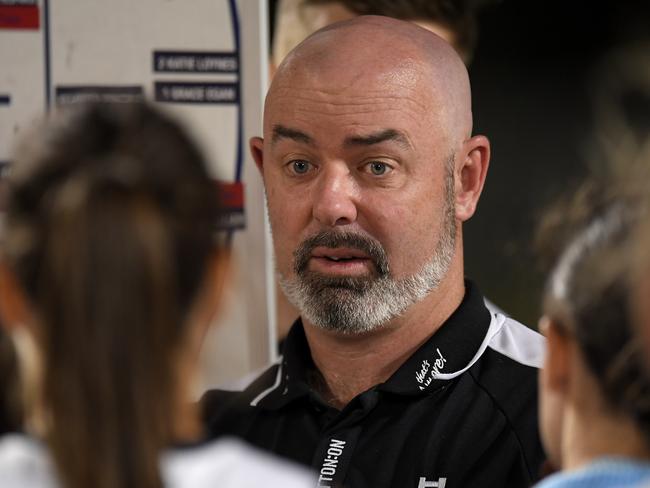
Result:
[4, 102, 221, 488]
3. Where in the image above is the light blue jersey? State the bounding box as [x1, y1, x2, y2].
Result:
[535, 458, 650, 488]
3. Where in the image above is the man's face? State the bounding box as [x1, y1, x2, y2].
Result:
[256, 63, 458, 333]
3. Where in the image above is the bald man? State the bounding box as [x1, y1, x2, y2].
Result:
[203, 16, 545, 487]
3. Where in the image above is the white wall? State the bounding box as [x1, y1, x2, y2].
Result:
[0, 0, 274, 390]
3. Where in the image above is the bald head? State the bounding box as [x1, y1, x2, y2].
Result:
[253, 16, 490, 336]
[270, 15, 473, 142]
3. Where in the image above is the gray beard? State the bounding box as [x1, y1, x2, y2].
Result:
[279, 162, 457, 334]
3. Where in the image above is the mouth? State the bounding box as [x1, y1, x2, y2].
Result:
[308, 246, 374, 276]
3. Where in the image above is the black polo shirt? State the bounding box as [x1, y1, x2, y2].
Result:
[202, 282, 546, 488]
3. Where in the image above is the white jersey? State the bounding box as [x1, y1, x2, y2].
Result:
[0, 434, 315, 488]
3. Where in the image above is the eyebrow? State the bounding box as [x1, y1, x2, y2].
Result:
[344, 129, 412, 149]
[271, 125, 313, 145]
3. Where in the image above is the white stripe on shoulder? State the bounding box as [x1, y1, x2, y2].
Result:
[487, 313, 545, 369]
[484, 297, 506, 316]
[218, 360, 281, 392]
[432, 312, 545, 381]
[250, 359, 284, 407]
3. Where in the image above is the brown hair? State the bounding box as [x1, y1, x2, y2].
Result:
[539, 181, 650, 444]
[3, 102, 221, 488]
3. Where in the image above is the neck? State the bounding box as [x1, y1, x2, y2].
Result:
[562, 401, 650, 470]
[172, 398, 202, 443]
[171, 345, 204, 443]
[303, 263, 465, 409]
[12, 327, 48, 437]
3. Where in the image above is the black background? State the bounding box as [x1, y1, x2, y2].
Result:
[466, 0, 649, 324]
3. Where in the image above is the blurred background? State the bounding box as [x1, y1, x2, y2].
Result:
[462, 0, 650, 325]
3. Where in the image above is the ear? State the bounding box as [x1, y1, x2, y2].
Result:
[0, 261, 31, 333]
[249, 137, 265, 175]
[455, 135, 490, 222]
[539, 315, 572, 395]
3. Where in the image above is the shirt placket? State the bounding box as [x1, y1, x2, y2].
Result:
[311, 389, 379, 487]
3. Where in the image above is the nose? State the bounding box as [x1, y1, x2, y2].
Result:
[312, 164, 358, 227]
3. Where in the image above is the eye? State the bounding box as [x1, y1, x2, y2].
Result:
[289, 159, 312, 175]
[365, 161, 392, 176]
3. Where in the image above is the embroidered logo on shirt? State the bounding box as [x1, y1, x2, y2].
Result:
[418, 476, 447, 488]
[415, 348, 447, 390]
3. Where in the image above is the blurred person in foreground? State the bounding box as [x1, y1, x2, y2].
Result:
[535, 180, 650, 487]
[0, 328, 21, 435]
[0, 102, 314, 488]
[588, 40, 650, 378]
[632, 206, 650, 364]
[203, 16, 545, 487]
[270, 0, 489, 340]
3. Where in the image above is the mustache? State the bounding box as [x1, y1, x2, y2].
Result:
[293, 230, 390, 276]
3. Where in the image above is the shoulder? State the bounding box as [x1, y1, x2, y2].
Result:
[484, 312, 546, 369]
[201, 360, 282, 407]
[534, 458, 650, 488]
[469, 312, 545, 410]
[162, 437, 315, 488]
[0, 434, 58, 488]
[201, 361, 283, 432]
[465, 313, 546, 479]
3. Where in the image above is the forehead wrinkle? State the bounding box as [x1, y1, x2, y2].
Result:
[270, 65, 429, 105]
[267, 90, 431, 123]
[270, 85, 427, 106]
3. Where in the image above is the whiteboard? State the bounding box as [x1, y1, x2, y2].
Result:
[0, 0, 275, 389]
